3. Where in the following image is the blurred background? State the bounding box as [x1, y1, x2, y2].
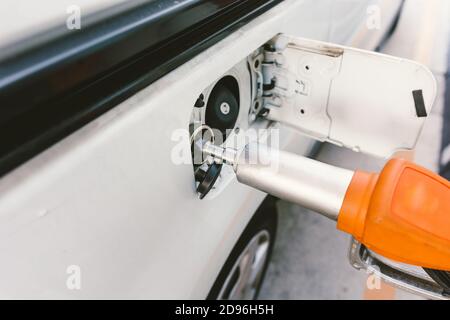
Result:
[260, 0, 450, 300]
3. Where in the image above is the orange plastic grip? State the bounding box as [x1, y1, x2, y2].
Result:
[337, 158, 450, 271]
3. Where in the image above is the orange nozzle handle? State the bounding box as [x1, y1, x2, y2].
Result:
[337, 158, 450, 271]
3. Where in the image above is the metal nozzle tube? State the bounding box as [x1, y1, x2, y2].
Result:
[202, 142, 238, 166]
[203, 142, 354, 221]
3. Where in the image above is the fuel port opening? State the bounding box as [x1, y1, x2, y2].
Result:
[189, 124, 223, 200]
[189, 75, 241, 199]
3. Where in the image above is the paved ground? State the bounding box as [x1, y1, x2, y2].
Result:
[260, 0, 449, 300]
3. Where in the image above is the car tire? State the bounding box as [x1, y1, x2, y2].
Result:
[207, 196, 278, 300]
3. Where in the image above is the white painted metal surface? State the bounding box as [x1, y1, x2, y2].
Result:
[0, 0, 402, 298]
[330, 0, 404, 49]
[0, 0, 129, 50]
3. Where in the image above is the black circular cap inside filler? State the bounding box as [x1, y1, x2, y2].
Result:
[205, 82, 239, 142]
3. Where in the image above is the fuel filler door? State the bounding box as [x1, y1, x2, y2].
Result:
[258, 35, 437, 158]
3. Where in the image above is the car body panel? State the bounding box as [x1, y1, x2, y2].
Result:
[0, 0, 129, 51]
[330, 0, 403, 49]
[0, 0, 401, 298]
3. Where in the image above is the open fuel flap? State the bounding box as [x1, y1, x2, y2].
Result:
[258, 35, 437, 158]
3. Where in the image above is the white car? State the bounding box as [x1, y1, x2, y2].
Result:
[0, 0, 404, 299]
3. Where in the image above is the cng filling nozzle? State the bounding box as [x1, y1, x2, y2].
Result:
[201, 141, 450, 271]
